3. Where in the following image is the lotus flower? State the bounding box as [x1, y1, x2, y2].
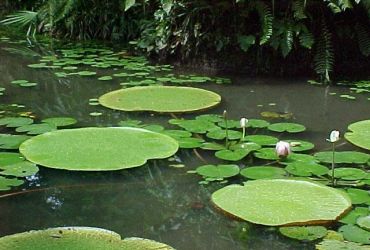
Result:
[327, 130, 340, 143]
[275, 141, 291, 158]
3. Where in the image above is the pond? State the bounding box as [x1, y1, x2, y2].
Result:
[0, 33, 369, 249]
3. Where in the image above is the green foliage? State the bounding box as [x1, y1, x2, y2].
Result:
[314, 20, 334, 83]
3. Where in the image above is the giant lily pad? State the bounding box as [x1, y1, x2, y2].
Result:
[99, 86, 221, 113]
[19, 127, 179, 171]
[212, 179, 351, 226]
[345, 120, 370, 150]
[0, 227, 175, 249]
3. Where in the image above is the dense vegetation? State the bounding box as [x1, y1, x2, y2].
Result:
[1, 0, 369, 81]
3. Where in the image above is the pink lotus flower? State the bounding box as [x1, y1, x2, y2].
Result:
[275, 141, 291, 157]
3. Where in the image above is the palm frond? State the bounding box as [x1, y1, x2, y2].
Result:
[0, 11, 38, 27]
[314, 21, 334, 83]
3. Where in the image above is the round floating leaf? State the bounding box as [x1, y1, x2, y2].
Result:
[19, 127, 179, 171]
[0, 117, 33, 128]
[316, 239, 368, 250]
[177, 137, 204, 149]
[244, 135, 278, 146]
[285, 162, 329, 177]
[329, 168, 368, 181]
[286, 140, 315, 152]
[195, 114, 223, 123]
[0, 152, 24, 166]
[16, 123, 57, 135]
[229, 142, 261, 152]
[345, 120, 370, 150]
[0, 161, 39, 177]
[254, 148, 280, 160]
[217, 120, 241, 129]
[279, 226, 327, 241]
[0, 176, 24, 191]
[0, 227, 174, 250]
[346, 188, 370, 205]
[240, 166, 286, 179]
[118, 120, 142, 128]
[268, 123, 306, 133]
[161, 130, 192, 139]
[246, 119, 270, 128]
[339, 224, 370, 244]
[340, 207, 370, 224]
[215, 149, 250, 161]
[175, 119, 218, 134]
[281, 153, 317, 165]
[141, 124, 164, 133]
[77, 71, 97, 76]
[41, 117, 77, 127]
[99, 86, 221, 113]
[0, 134, 31, 149]
[357, 216, 370, 230]
[206, 129, 242, 140]
[314, 151, 370, 164]
[212, 179, 351, 226]
[196, 164, 239, 179]
[98, 76, 113, 81]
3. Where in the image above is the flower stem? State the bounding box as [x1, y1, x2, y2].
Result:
[331, 142, 335, 186]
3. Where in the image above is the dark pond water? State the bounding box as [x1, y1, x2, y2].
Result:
[0, 33, 369, 250]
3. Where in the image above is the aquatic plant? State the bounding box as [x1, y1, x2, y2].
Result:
[327, 130, 340, 186]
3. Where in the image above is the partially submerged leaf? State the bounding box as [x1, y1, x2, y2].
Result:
[279, 226, 327, 241]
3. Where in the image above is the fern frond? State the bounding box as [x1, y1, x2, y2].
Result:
[255, 2, 273, 45]
[292, 0, 307, 20]
[299, 30, 314, 49]
[355, 23, 370, 56]
[314, 21, 334, 83]
[0, 11, 38, 27]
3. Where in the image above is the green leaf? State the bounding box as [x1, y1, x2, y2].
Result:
[0, 176, 24, 191]
[0, 161, 39, 177]
[215, 148, 251, 161]
[41, 117, 77, 127]
[357, 216, 370, 230]
[0, 134, 31, 149]
[254, 148, 280, 160]
[200, 142, 226, 151]
[212, 179, 352, 226]
[339, 207, 369, 224]
[244, 135, 278, 146]
[19, 127, 179, 171]
[339, 224, 370, 244]
[329, 168, 367, 181]
[16, 123, 57, 135]
[99, 86, 221, 113]
[279, 226, 327, 241]
[316, 239, 368, 250]
[314, 151, 370, 164]
[162, 0, 173, 14]
[196, 164, 239, 179]
[0, 117, 33, 128]
[175, 119, 218, 134]
[206, 129, 242, 140]
[286, 140, 315, 152]
[176, 137, 204, 149]
[345, 120, 370, 150]
[346, 188, 370, 205]
[0, 227, 175, 249]
[268, 122, 306, 133]
[285, 162, 329, 177]
[246, 119, 270, 128]
[240, 166, 286, 179]
[237, 35, 255, 52]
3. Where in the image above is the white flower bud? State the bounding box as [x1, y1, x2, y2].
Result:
[240, 117, 248, 128]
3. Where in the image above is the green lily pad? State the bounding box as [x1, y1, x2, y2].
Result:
[195, 114, 223, 123]
[240, 166, 286, 179]
[118, 120, 142, 128]
[254, 148, 280, 160]
[345, 120, 370, 150]
[141, 124, 164, 133]
[286, 140, 315, 152]
[161, 130, 192, 139]
[175, 119, 218, 134]
[244, 135, 278, 146]
[98, 76, 113, 81]
[0, 152, 24, 166]
[11, 80, 29, 84]
[16, 123, 57, 135]
[339, 224, 370, 244]
[229, 142, 261, 152]
[281, 153, 317, 165]
[0, 117, 33, 128]
[196, 164, 239, 179]
[268, 123, 306, 133]
[0, 176, 24, 191]
[357, 216, 370, 230]
[285, 162, 329, 177]
[19, 127, 179, 171]
[206, 129, 242, 140]
[41, 117, 77, 127]
[316, 239, 369, 250]
[279, 226, 327, 241]
[76, 71, 97, 76]
[177, 137, 204, 149]
[215, 149, 251, 161]
[0, 227, 175, 249]
[211, 179, 351, 226]
[328, 168, 368, 181]
[0, 161, 39, 177]
[0, 134, 31, 149]
[217, 120, 241, 129]
[340, 207, 369, 224]
[346, 188, 370, 205]
[314, 151, 370, 164]
[246, 119, 270, 128]
[20, 82, 37, 87]
[99, 86, 221, 113]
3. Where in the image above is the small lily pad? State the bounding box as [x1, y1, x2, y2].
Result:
[195, 114, 223, 123]
[339, 207, 369, 224]
[0, 134, 31, 149]
[244, 135, 278, 146]
[285, 162, 329, 177]
[268, 123, 306, 133]
[196, 164, 239, 179]
[0, 117, 33, 127]
[328, 168, 368, 181]
[346, 188, 370, 205]
[316, 239, 368, 250]
[215, 149, 250, 161]
[41, 117, 77, 127]
[339, 224, 370, 244]
[175, 119, 218, 134]
[0, 176, 24, 190]
[200, 142, 226, 151]
[314, 151, 370, 164]
[206, 129, 242, 140]
[98, 76, 113, 81]
[246, 119, 270, 128]
[254, 148, 280, 160]
[286, 140, 315, 152]
[279, 226, 327, 241]
[177, 137, 204, 149]
[16, 123, 57, 135]
[240, 166, 286, 179]
[357, 216, 370, 230]
[0, 161, 39, 177]
[161, 130, 192, 139]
